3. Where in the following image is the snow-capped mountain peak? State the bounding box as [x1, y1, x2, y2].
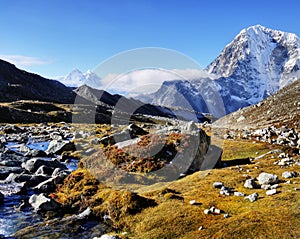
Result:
[56, 69, 101, 88]
[136, 25, 300, 118]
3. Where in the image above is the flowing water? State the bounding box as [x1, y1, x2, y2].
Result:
[0, 140, 81, 238]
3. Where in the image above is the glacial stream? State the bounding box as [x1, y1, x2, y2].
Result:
[0, 140, 79, 238]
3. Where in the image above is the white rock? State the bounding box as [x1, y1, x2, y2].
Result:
[257, 173, 278, 185]
[203, 209, 211, 215]
[266, 189, 277, 195]
[282, 171, 297, 179]
[261, 184, 271, 190]
[245, 192, 258, 202]
[271, 184, 279, 189]
[213, 182, 223, 189]
[234, 192, 245, 197]
[244, 178, 258, 189]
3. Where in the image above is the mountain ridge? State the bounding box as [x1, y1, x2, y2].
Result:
[136, 25, 300, 116]
[0, 59, 76, 104]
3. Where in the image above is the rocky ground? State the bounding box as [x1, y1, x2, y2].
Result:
[0, 119, 298, 239]
[0, 120, 213, 238]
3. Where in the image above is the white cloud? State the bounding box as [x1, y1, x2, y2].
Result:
[100, 68, 218, 95]
[0, 54, 51, 67]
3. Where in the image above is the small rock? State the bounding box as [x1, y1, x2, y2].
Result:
[94, 235, 121, 239]
[244, 179, 258, 189]
[224, 214, 230, 218]
[203, 209, 211, 215]
[209, 206, 221, 214]
[198, 226, 203, 230]
[189, 200, 196, 205]
[261, 184, 271, 190]
[213, 182, 223, 189]
[234, 192, 245, 197]
[266, 189, 277, 195]
[220, 186, 232, 196]
[245, 192, 258, 202]
[271, 184, 279, 189]
[282, 171, 297, 179]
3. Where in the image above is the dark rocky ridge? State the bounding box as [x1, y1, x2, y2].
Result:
[0, 60, 76, 104]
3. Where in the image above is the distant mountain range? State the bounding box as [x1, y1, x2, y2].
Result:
[56, 69, 101, 89]
[136, 25, 300, 116]
[0, 61, 177, 122]
[1, 24, 299, 122]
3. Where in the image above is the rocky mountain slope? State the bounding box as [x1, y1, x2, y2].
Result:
[136, 25, 300, 116]
[213, 78, 300, 130]
[74, 84, 176, 119]
[0, 60, 76, 104]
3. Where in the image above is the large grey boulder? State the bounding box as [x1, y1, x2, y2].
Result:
[34, 176, 65, 193]
[257, 173, 278, 185]
[29, 193, 60, 212]
[35, 165, 55, 176]
[46, 140, 75, 155]
[22, 158, 67, 173]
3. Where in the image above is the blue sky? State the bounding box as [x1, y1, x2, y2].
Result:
[0, 0, 300, 79]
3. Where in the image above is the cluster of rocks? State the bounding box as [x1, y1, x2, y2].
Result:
[273, 152, 300, 167]
[224, 125, 300, 148]
[212, 170, 299, 206]
[0, 123, 77, 213]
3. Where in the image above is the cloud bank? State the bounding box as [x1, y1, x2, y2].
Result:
[0, 54, 51, 67]
[100, 68, 217, 96]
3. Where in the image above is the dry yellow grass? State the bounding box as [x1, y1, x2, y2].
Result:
[54, 136, 300, 239]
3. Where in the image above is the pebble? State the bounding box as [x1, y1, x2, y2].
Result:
[213, 182, 223, 189]
[234, 192, 245, 197]
[271, 184, 279, 189]
[203, 209, 211, 215]
[189, 200, 196, 205]
[266, 189, 277, 195]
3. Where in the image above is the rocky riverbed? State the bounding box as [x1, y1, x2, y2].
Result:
[0, 123, 89, 238]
